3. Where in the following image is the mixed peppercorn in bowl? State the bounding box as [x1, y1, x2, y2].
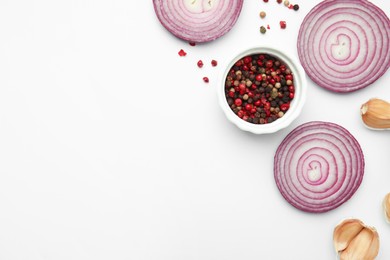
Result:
[218, 46, 307, 134]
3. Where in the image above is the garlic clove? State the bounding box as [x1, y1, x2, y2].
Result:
[333, 219, 364, 252]
[363, 228, 380, 260]
[384, 193, 390, 223]
[334, 219, 380, 260]
[360, 98, 390, 130]
[339, 227, 378, 260]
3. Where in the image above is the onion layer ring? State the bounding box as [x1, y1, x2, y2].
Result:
[274, 121, 365, 213]
[297, 0, 390, 93]
[153, 0, 244, 43]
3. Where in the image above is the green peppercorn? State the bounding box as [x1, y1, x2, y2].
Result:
[260, 26, 267, 34]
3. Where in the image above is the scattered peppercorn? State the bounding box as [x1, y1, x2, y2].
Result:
[260, 11, 266, 19]
[289, 4, 294, 9]
[267, 24, 270, 29]
[211, 60, 218, 67]
[293, 4, 299, 10]
[277, 0, 282, 3]
[189, 42, 196, 46]
[260, 26, 267, 34]
[197, 60, 204, 68]
[203, 77, 209, 83]
[263, 0, 269, 2]
[178, 49, 187, 57]
[280, 21, 287, 29]
[224, 53, 295, 124]
[284, 0, 289, 6]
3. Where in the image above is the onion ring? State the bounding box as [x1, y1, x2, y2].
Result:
[153, 0, 244, 43]
[297, 0, 390, 93]
[274, 121, 365, 213]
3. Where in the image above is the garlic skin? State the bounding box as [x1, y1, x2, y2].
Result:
[384, 193, 390, 223]
[360, 98, 390, 130]
[333, 219, 379, 260]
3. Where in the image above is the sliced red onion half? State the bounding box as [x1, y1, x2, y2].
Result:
[153, 0, 244, 43]
[274, 121, 364, 213]
[297, 0, 390, 93]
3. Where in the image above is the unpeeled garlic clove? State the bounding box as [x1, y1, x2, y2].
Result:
[360, 98, 390, 130]
[333, 219, 379, 260]
[384, 193, 390, 223]
[333, 219, 364, 252]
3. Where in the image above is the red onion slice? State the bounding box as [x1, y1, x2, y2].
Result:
[153, 0, 244, 43]
[297, 0, 390, 93]
[274, 121, 365, 213]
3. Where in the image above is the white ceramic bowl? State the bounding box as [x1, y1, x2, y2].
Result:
[218, 46, 307, 134]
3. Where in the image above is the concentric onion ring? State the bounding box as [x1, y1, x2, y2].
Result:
[153, 0, 244, 43]
[274, 121, 365, 213]
[297, 0, 390, 92]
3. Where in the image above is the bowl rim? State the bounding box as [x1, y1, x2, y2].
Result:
[217, 45, 307, 134]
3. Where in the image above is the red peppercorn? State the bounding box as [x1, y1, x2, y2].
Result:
[266, 60, 273, 68]
[235, 60, 243, 66]
[235, 98, 243, 106]
[254, 100, 261, 107]
[243, 56, 252, 64]
[280, 21, 287, 29]
[277, 0, 282, 3]
[289, 85, 295, 92]
[250, 108, 257, 114]
[285, 74, 293, 80]
[228, 91, 235, 98]
[211, 60, 218, 67]
[239, 83, 246, 91]
[197, 60, 204, 68]
[267, 24, 270, 30]
[255, 74, 262, 82]
[178, 49, 187, 56]
[243, 65, 249, 71]
[237, 110, 244, 118]
[289, 92, 294, 99]
[245, 104, 252, 111]
[189, 42, 196, 46]
[280, 103, 290, 111]
[203, 77, 209, 83]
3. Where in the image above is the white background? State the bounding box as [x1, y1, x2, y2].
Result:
[0, 0, 389, 259]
